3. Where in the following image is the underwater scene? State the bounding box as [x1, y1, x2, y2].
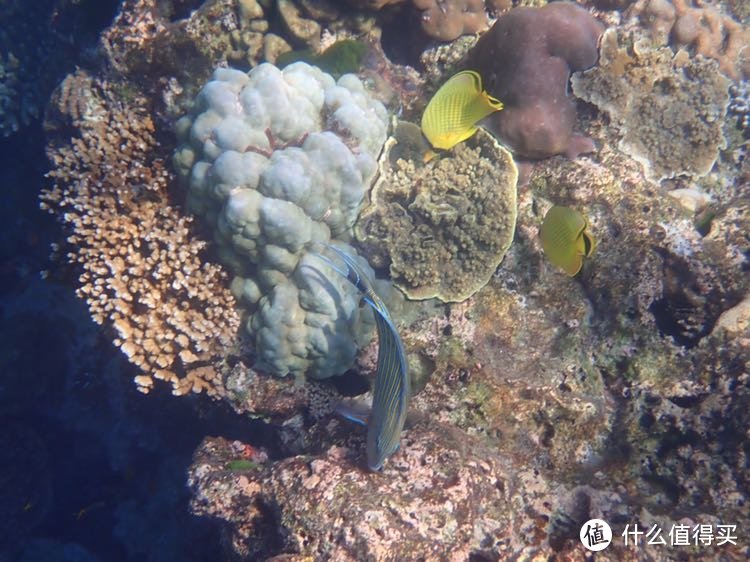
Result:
[1, 0, 749, 560]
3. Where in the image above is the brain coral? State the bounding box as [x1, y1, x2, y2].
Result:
[355, 126, 517, 302]
[174, 62, 390, 379]
[571, 28, 731, 182]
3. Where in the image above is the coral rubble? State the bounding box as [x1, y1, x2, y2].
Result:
[466, 2, 604, 159]
[572, 28, 731, 182]
[356, 127, 518, 301]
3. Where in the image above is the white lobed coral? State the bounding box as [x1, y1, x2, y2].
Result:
[174, 62, 389, 379]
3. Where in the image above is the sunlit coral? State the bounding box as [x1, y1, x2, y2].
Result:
[41, 71, 240, 397]
[633, 0, 749, 79]
[571, 28, 730, 182]
[356, 127, 517, 301]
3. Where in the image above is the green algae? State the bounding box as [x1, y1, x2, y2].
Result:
[227, 459, 260, 471]
[276, 39, 368, 78]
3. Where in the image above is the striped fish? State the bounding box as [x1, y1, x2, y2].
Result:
[315, 244, 410, 471]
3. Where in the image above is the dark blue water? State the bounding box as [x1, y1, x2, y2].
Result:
[0, 3, 272, 561]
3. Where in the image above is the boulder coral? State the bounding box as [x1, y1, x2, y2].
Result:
[346, 0, 501, 41]
[173, 63, 391, 379]
[465, 2, 605, 159]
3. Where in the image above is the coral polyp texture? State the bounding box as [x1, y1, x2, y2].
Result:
[41, 71, 240, 397]
[465, 2, 605, 159]
[413, 0, 490, 41]
[348, 0, 513, 41]
[173, 62, 390, 379]
[571, 28, 731, 182]
[633, 0, 750, 79]
[356, 127, 517, 302]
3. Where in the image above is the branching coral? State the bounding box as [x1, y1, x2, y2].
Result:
[41, 70, 240, 397]
[571, 28, 731, 182]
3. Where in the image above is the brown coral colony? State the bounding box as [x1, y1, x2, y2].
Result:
[41, 71, 240, 397]
[466, 2, 605, 159]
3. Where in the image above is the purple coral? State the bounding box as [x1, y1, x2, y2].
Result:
[466, 2, 604, 159]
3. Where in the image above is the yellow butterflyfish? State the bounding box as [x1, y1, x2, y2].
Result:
[539, 206, 596, 276]
[421, 70, 503, 151]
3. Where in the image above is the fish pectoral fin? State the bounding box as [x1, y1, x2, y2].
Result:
[581, 230, 596, 257]
[335, 397, 372, 427]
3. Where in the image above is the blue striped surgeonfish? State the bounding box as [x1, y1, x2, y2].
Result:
[313, 244, 410, 471]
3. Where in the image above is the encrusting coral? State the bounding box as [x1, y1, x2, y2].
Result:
[632, 0, 750, 79]
[465, 2, 605, 159]
[173, 62, 390, 379]
[413, 0, 489, 41]
[40, 71, 240, 397]
[571, 28, 731, 182]
[347, 0, 513, 41]
[355, 126, 517, 302]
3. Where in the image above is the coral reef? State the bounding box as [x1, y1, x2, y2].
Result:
[40, 71, 240, 396]
[101, 0, 380, 101]
[571, 28, 731, 182]
[729, 81, 750, 137]
[355, 127, 518, 301]
[465, 2, 605, 159]
[35, 0, 750, 559]
[188, 140, 750, 559]
[0, 0, 79, 136]
[101, 0, 275, 88]
[173, 63, 390, 379]
[632, 0, 750, 79]
[413, 0, 489, 41]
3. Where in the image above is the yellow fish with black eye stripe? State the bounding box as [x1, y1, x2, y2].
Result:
[421, 70, 503, 151]
[540, 206, 596, 276]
